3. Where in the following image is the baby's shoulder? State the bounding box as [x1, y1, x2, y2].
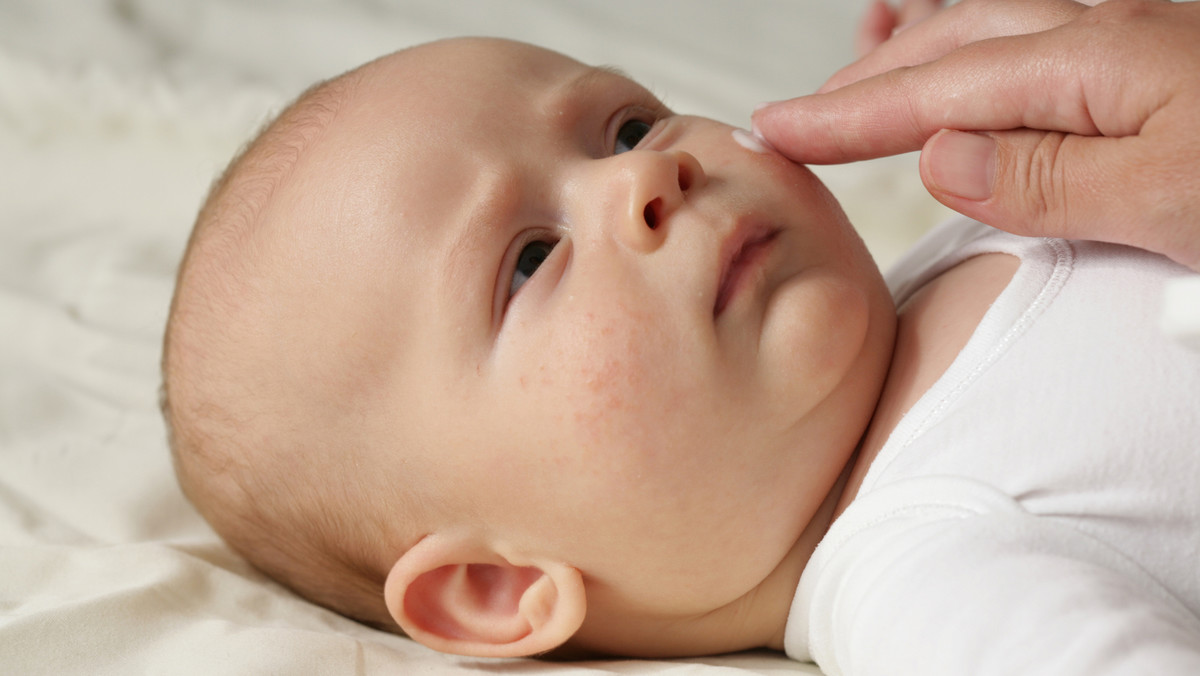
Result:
[847, 251, 1018, 508]
[884, 252, 1019, 432]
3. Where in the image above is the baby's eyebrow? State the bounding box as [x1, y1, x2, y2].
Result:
[593, 64, 634, 81]
[564, 64, 668, 119]
[560, 64, 636, 103]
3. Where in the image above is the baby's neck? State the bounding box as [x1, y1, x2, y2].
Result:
[760, 458, 855, 651]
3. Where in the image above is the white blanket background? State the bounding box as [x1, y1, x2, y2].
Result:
[0, 1, 949, 674]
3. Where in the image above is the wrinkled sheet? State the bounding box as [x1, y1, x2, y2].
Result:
[0, 1, 947, 674]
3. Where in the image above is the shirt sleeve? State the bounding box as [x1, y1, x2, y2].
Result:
[793, 484, 1200, 676]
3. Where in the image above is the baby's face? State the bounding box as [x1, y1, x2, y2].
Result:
[253, 39, 893, 624]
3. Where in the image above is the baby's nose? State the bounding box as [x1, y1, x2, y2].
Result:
[616, 149, 706, 253]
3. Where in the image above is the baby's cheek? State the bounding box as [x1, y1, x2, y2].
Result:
[553, 308, 685, 462]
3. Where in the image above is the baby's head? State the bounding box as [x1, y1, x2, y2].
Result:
[162, 37, 895, 658]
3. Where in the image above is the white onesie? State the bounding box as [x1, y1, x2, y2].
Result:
[785, 218, 1200, 675]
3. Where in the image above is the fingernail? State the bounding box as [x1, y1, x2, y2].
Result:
[929, 131, 996, 201]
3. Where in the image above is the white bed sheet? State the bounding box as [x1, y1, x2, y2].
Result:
[0, 1, 948, 673]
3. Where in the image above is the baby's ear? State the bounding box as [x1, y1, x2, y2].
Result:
[383, 533, 586, 657]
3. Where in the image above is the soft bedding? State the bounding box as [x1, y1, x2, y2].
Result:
[0, 1, 948, 673]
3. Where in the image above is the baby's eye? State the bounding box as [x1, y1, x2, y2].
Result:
[614, 118, 652, 155]
[509, 240, 556, 298]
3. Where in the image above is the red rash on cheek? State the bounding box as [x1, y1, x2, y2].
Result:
[557, 308, 656, 447]
[524, 297, 696, 484]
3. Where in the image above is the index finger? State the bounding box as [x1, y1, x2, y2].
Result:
[752, 20, 1117, 165]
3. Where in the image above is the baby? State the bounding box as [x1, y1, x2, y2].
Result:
[162, 37, 1200, 672]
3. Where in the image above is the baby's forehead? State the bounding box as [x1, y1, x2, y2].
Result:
[387, 37, 586, 78]
[219, 37, 612, 275]
[351, 38, 595, 116]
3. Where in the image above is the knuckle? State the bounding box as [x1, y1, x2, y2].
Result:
[1076, 0, 1168, 46]
[982, 0, 1080, 32]
[1086, 0, 1159, 25]
[1008, 131, 1072, 234]
[1070, 0, 1144, 39]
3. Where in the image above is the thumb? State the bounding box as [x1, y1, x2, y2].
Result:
[919, 128, 1147, 248]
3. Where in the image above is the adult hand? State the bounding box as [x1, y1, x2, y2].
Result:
[752, 0, 1200, 270]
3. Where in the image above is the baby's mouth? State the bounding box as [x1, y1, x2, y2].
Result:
[714, 227, 779, 317]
